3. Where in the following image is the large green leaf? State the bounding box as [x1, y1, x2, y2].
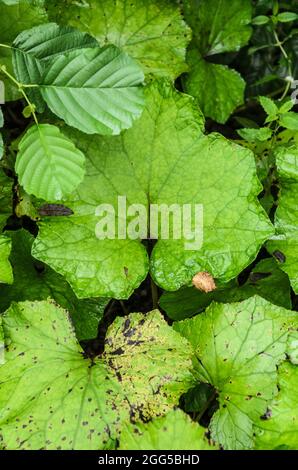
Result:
[31, 81, 272, 299]
[184, 53, 245, 125]
[174, 296, 298, 450]
[0, 0, 47, 101]
[0, 301, 193, 449]
[183, 0, 252, 56]
[0, 235, 12, 284]
[182, 0, 252, 123]
[12, 23, 98, 111]
[267, 144, 298, 293]
[45, 0, 191, 80]
[40, 45, 144, 135]
[160, 258, 292, 321]
[16, 124, 86, 200]
[0, 167, 13, 230]
[254, 362, 298, 450]
[119, 409, 216, 450]
[0, 230, 108, 341]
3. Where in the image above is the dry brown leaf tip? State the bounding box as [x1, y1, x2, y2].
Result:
[192, 271, 216, 293]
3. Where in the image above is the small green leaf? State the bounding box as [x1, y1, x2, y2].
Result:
[0, 301, 193, 449]
[40, 46, 144, 135]
[119, 409, 216, 450]
[279, 112, 298, 130]
[174, 296, 298, 449]
[259, 96, 278, 116]
[252, 15, 270, 25]
[276, 12, 298, 23]
[254, 362, 298, 449]
[15, 124, 86, 201]
[22, 104, 36, 118]
[279, 100, 295, 114]
[237, 127, 272, 142]
[0, 235, 13, 284]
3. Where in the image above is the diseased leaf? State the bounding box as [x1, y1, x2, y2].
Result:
[254, 362, 298, 450]
[40, 45, 144, 135]
[12, 23, 98, 112]
[0, 230, 108, 341]
[174, 296, 298, 450]
[45, 0, 191, 80]
[267, 144, 298, 293]
[160, 258, 292, 320]
[0, 301, 193, 449]
[0, 235, 13, 284]
[16, 124, 86, 201]
[119, 409, 215, 450]
[31, 81, 272, 299]
[183, 53, 245, 124]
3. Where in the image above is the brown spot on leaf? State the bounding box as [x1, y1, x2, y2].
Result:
[192, 272, 216, 292]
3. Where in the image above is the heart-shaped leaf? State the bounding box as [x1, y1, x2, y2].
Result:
[0, 301, 193, 449]
[31, 81, 272, 299]
[174, 296, 298, 450]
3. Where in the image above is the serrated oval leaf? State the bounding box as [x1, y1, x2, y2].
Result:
[0, 301, 193, 449]
[16, 124, 85, 201]
[40, 46, 145, 135]
[12, 23, 98, 112]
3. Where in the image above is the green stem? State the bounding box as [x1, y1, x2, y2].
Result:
[151, 278, 159, 310]
[0, 43, 12, 51]
[0, 64, 39, 125]
[273, 29, 293, 101]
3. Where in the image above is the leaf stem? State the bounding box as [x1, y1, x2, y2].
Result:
[151, 278, 159, 309]
[0, 43, 12, 51]
[0, 64, 39, 125]
[273, 29, 293, 101]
